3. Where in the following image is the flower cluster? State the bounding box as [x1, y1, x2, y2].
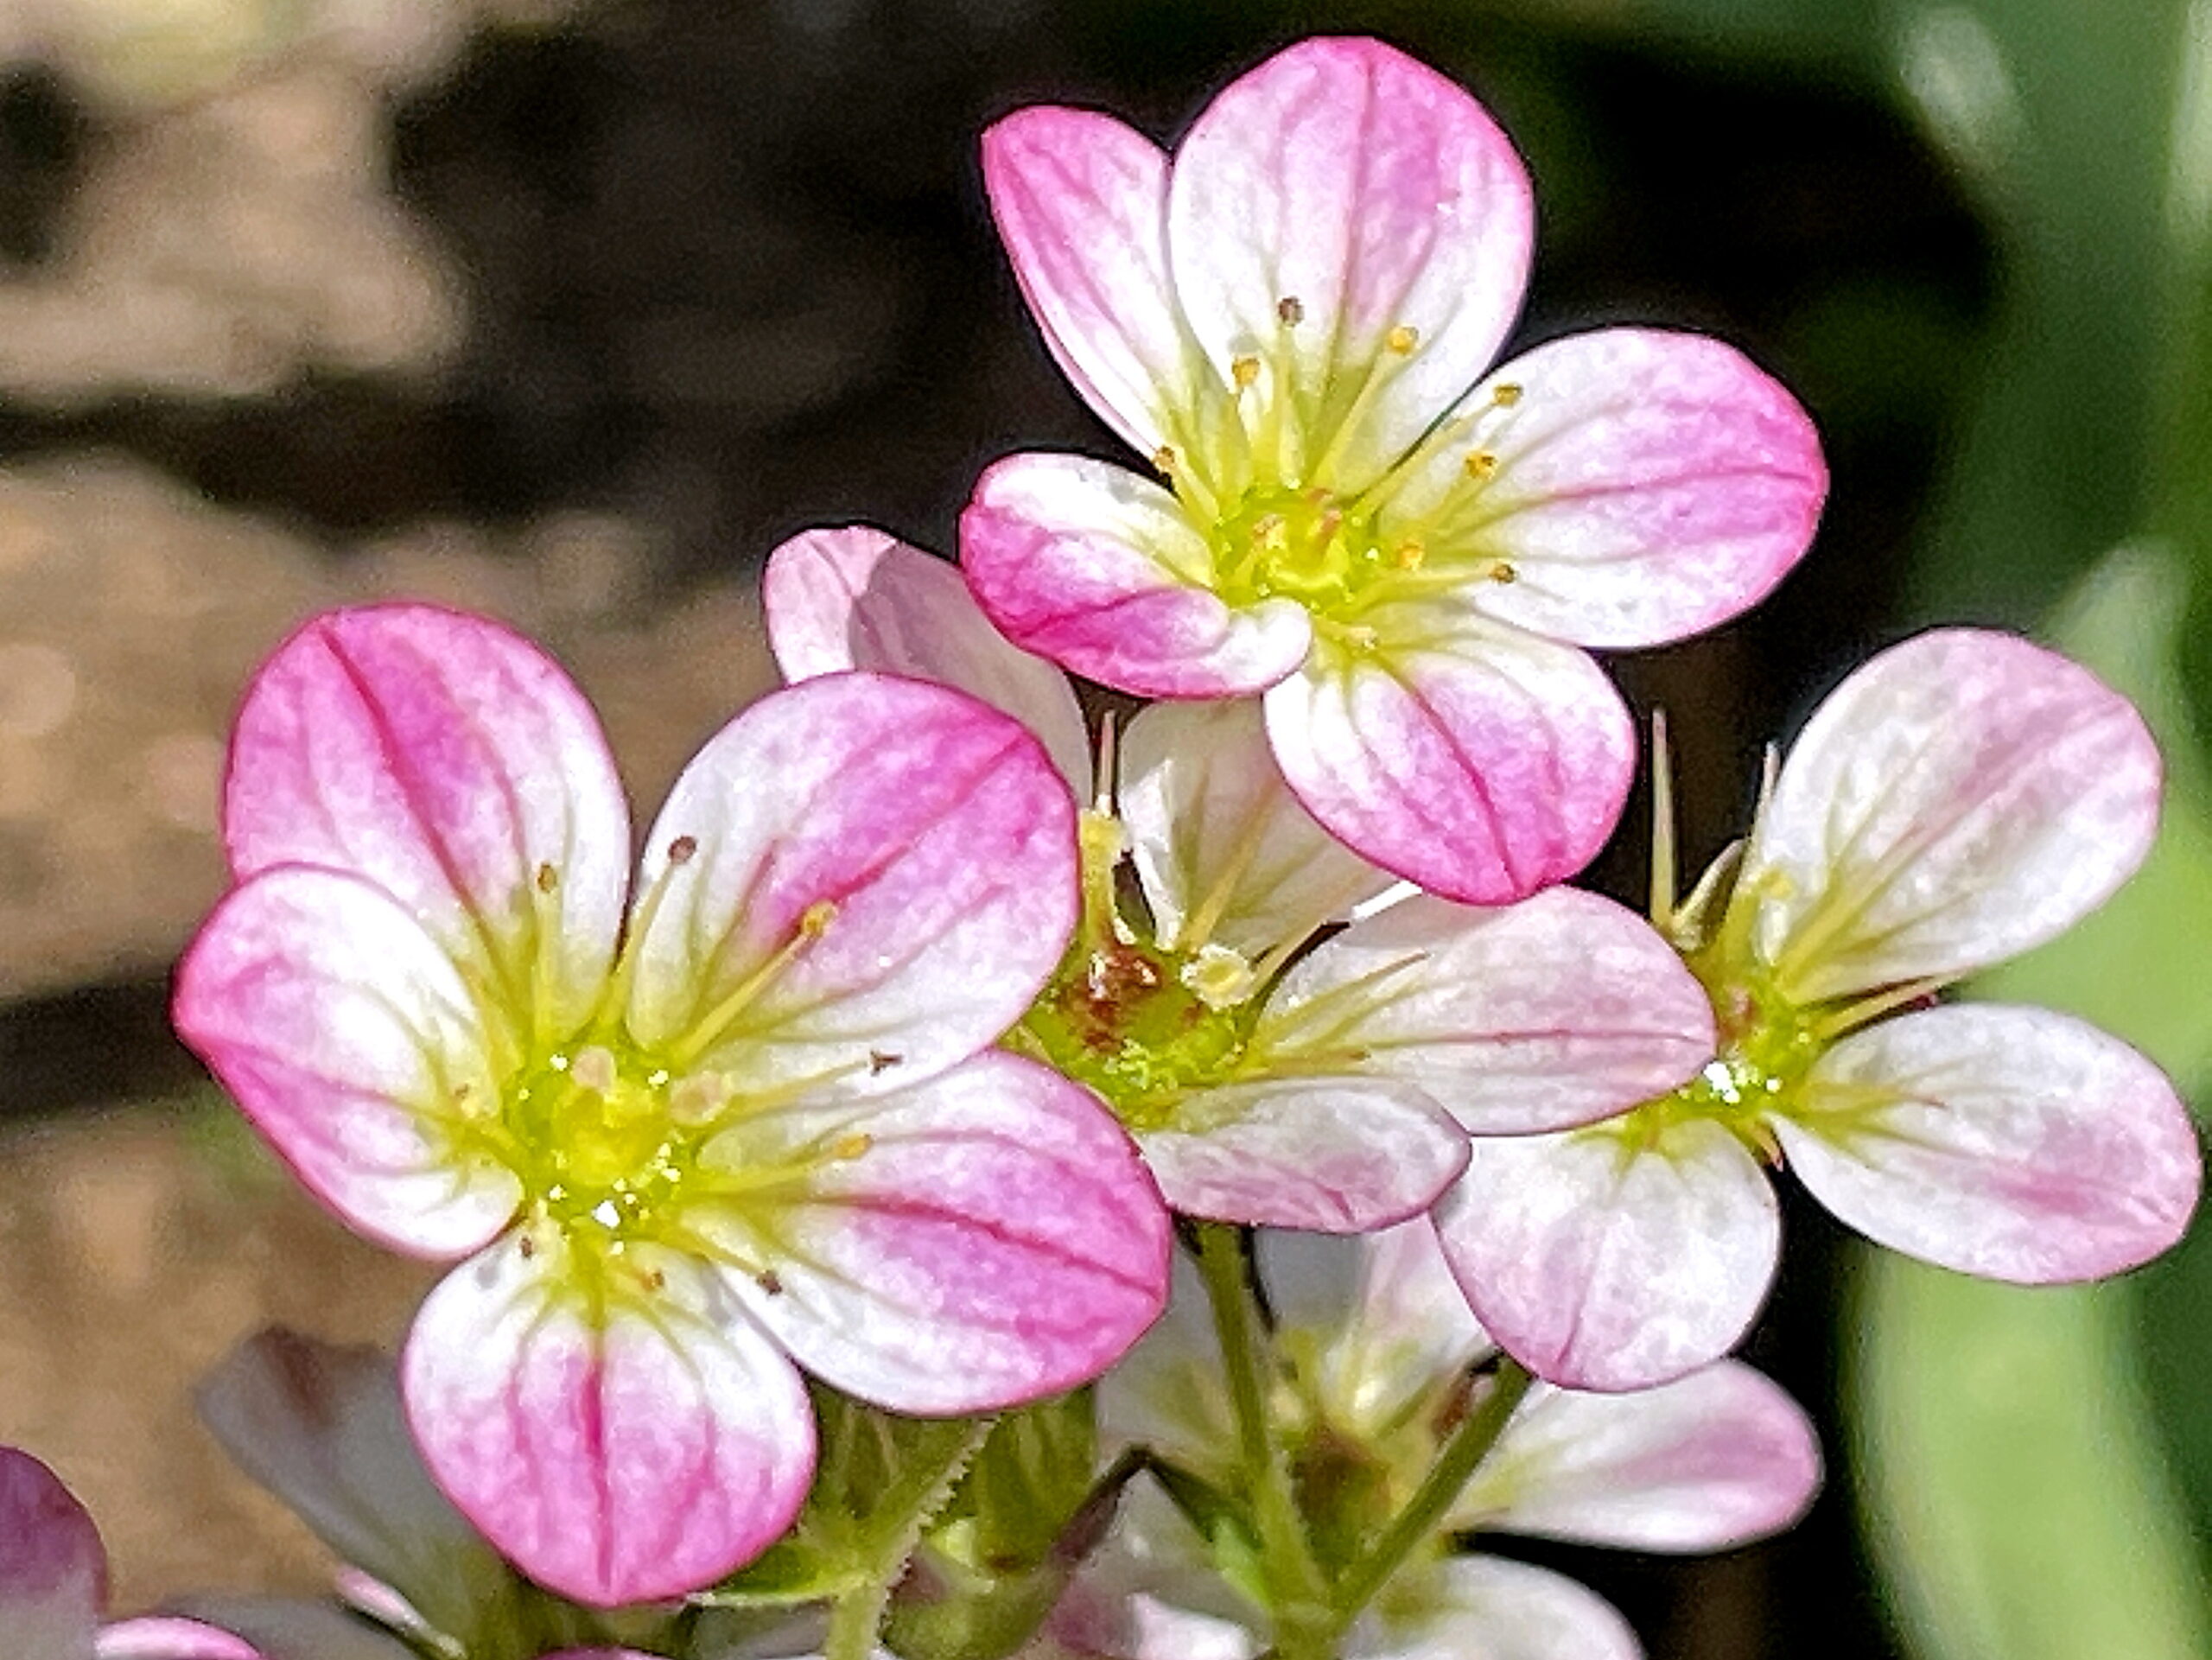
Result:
[41, 28, 2183, 1660]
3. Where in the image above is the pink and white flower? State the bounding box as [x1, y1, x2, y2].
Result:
[173, 604, 1172, 1606]
[767, 527, 1715, 1232]
[0, 1447, 263, 1660]
[1070, 1222, 1820, 1659]
[962, 35, 1827, 903]
[1435, 628, 2204, 1390]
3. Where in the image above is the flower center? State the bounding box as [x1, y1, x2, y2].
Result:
[1610, 970, 1825, 1158]
[1013, 938, 1256, 1132]
[499, 1041, 696, 1239]
[1210, 485, 1408, 612]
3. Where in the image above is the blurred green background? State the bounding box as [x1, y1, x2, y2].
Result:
[0, 0, 2206, 1654]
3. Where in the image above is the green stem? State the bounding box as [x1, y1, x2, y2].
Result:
[1191, 1223, 1333, 1658]
[825, 1580, 890, 1660]
[1326, 1358, 1535, 1631]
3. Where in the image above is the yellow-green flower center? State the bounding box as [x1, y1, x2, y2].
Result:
[1210, 486, 1405, 613]
[499, 1040, 700, 1238]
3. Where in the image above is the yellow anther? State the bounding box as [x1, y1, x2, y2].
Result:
[1487, 561, 1519, 584]
[1276, 295, 1305, 326]
[830, 1131, 873, 1161]
[1393, 537, 1426, 571]
[1464, 450, 1498, 480]
[799, 900, 837, 938]
[1250, 512, 1288, 553]
[1231, 354, 1262, 388]
[535, 862, 558, 894]
[1152, 444, 1179, 474]
[1386, 324, 1419, 354]
[1491, 382, 1522, 407]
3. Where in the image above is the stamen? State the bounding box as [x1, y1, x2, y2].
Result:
[1152, 445, 1179, 476]
[668, 835, 699, 864]
[1276, 296, 1305, 326]
[1172, 793, 1272, 953]
[1385, 324, 1419, 354]
[1808, 975, 1952, 1044]
[1077, 806, 1130, 951]
[569, 1045, 618, 1094]
[1485, 561, 1518, 583]
[1463, 450, 1498, 480]
[830, 1131, 873, 1161]
[1231, 354, 1262, 389]
[1491, 382, 1522, 407]
[1649, 709, 1676, 932]
[669, 902, 840, 1068]
[1180, 943, 1258, 1010]
[1393, 537, 1426, 571]
[535, 862, 558, 894]
[592, 834, 701, 1030]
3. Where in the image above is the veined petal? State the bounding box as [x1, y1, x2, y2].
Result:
[1166, 37, 1533, 489]
[402, 1235, 814, 1606]
[764, 526, 1092, 798]
[194, 1331, 511, 1651]
[1264, 608, 1633, 904]
[1351, 1558, 1638, 1660]
[222, 605, 629, 1042]
[1383, 329, 1826, 648]
[1132, 1076, 1468, 1231]
[1777, 1004, 2201, 1282]
[962, 452, 1312, 697]
[982, 106, 1223, 462]
[628, 674, 1076, 1093]
[94, 1621, 260, 1659]
[1120, 699, 1395, 959]
[1258, 1222, 1491, 1438]
[1435, 1122, 1779, 1391]
[174, 868, 520, 1259]
[0, 1447, 103, 1660]
[696, 1053, 1170, 1414]
[1255, 890, 1713, 1134]
[1742, 628, 2161, 1002]
[1455, 1361, 1820, 1551]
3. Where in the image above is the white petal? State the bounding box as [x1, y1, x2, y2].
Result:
[1347, 1557, 1639, 1660]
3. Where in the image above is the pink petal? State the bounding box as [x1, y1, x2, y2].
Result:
[695, 1052, 1170, 1414]
[1263, 607, 1633, 904]
[627, 673, 1076, 1092]
[962, 452, 1312, 697]
[222, 604, 629, 1041]
[1435, 1121, 1779, 1391]
[1777, 1004, 2202, 1282]
[1351, 1557, 1637, 1660]
[0, 1447, 104, 1660]
[173, 868, 520, 1258]
[764, 525, 1092, 797]
[1384, 329, 1826, 647]
[95, 1621, 261, 1660]
[1165, 37, 1534, 488]
[194, 1331, 507, 1646]
[171, 1597, 416, 1660]
[402, 1234, 814, 1606]
[982, 106, 1224, 462]
[1458, 1361, 1820, 1550]
[1132, 1075, 1468, 1231]
[1119, 699, 1395, 959]
[1257, 889, 1714, 1133]
[1742, 628, 2162, 1002]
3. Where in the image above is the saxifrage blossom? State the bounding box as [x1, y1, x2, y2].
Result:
[1063, 1222, 1820, 1659]
[1436, 628, 2204, 1390]
[173, 604, 1172, 1606]
[768, 526, 1715, 1232]
[963, 35, 1827, 904]
[1, 1449, 262, 1660]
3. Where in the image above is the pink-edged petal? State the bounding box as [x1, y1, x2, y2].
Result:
[174, 868, 519, 1259]
[0, 1447, 103, 1660]
[1255, 890, 1713, 1134]
[194, 1331, 510, 1648]
[962, 453, 1311, 698]
[982, 106, 1224, 462]
[1777, 1004, 2202, 1282]
[1385, 329, 1825, 648]
[95, 1621, 261, 1660]
[1457, 1360, 1820, 1551]
[1133, 1075, 1468, 1231]
[627, 673, 1076, 1093]
[222, 604, 629, 1040]
[164, 1600, 414, 1660]
[1351, 1558, 1638, 1660]
[1436, 1122, 1779, 1391]
[764, 526, 1092, 797]
[1743, 628, 2162, 1002]
[402, 1234, 815, 1606]
[1264, 608, 1632, 904]
[694, 1052, 1169, 1414]
[1166, 37, 1534, 489]
[1120, 699, 1395, 959]
[1258, 1222, 1490, 1435]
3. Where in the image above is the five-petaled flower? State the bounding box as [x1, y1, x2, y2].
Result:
[768, 526, 1716, 1233]
[1435, 628, 2204, 1390]
[963, 35, 1827, 905]
[1057, 1221, 1821, 1659]
[173, 604, 1173, 1606]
